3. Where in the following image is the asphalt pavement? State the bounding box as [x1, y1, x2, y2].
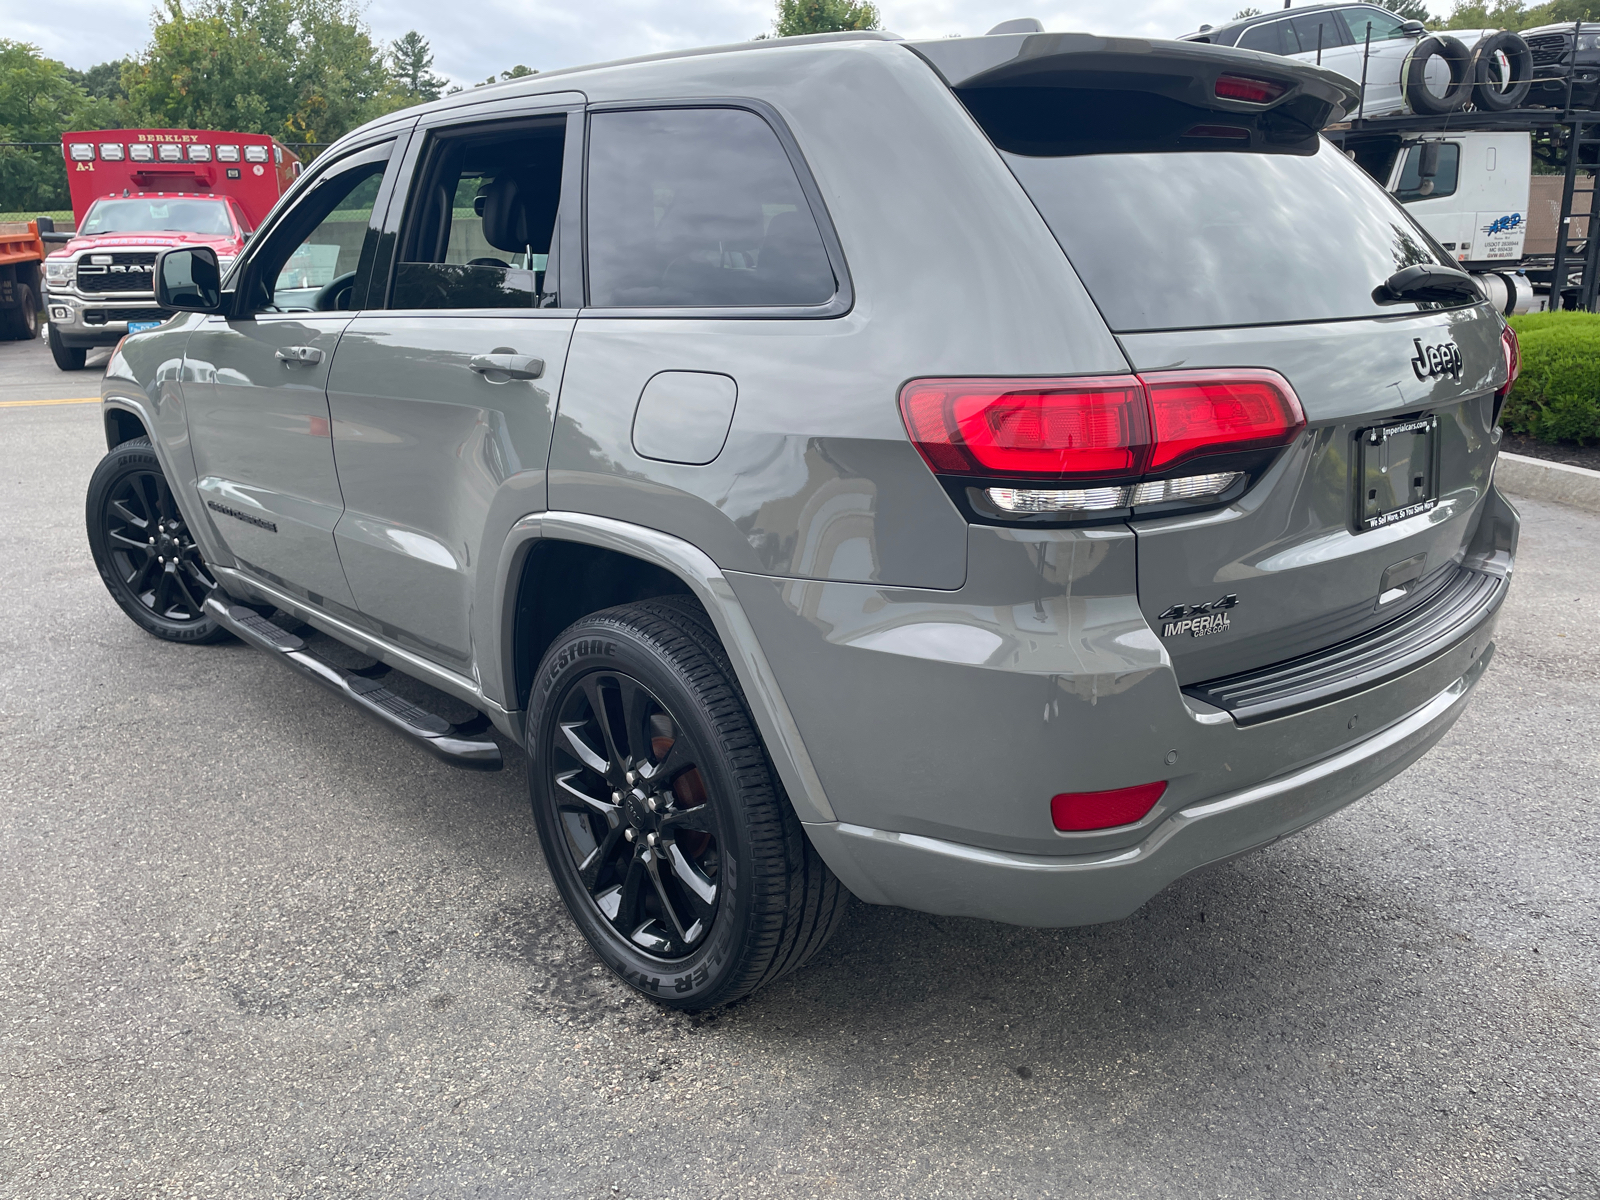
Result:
[1, 330, 1597, 1199]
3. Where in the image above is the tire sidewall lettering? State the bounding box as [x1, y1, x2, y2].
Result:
[538, 638, 619, 699]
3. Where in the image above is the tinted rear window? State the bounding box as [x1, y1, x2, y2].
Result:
[1004, 140, 1450, 331]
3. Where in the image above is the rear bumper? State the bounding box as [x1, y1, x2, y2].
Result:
[805, 648, 1490, 927]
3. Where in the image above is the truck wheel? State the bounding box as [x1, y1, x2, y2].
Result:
[528, 595, 846, 1010]
[85, 438, 231, 644]
[1470, 31, 1533, 111]
[48, 322, 87, 371]
[0, 284, 38, 341]
[1404, 35, 1472, 115]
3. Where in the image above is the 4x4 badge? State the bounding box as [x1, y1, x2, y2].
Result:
[1159, 593, 1238, 638]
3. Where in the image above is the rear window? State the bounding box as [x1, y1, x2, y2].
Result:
[1003, 140, 1450, 332]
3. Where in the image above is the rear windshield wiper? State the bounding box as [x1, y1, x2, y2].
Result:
[1373, 264, 1481, 306]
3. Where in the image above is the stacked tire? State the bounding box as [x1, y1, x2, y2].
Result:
[1403, 31, 1532, 115]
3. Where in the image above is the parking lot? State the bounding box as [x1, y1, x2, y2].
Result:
[1, 331, 1596, 1199]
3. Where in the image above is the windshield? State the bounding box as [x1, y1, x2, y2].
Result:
[1004, 139, 1452, 332]
[81, 199, 234, 236]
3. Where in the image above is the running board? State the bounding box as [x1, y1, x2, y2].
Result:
[204, 597, 503, 770]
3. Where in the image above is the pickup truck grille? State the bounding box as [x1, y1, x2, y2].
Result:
[75, 252, 156, 295]
[1527, 34, 1568, 65]
[82, 307, 169, 325]
[1184, 564, 1505, 725]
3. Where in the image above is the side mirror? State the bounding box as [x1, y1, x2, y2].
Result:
[1418, 141, 1441, 179]
[154, 246, 225, 313]
[1399, 19, 1427, 35]
[34, 216, 54, 233]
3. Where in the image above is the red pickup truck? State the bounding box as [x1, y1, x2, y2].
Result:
[44, 129, 299, 370]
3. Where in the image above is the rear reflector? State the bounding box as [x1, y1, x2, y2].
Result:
[900, 370, 1304, 487]
[1215, 74, 1289, 104]
[1051, 782, 1168, 831]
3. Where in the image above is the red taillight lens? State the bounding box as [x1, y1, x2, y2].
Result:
[1215, 74, 1289, 104]
[1051, 782, 1168, 832]
[900, 370, 1303, 484]
[899, 377, 1150, 480]
[1499, 324, 1520, 395]
[1142, 370, 1306, 472]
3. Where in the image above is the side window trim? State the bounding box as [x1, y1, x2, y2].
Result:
[231, 136, 402, 317]
[580, 97, 854, 321]
[372, 102, 585, 315]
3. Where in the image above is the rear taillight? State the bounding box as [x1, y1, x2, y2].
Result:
[1493, 324, 1519, 425]
[899, 377, 1149, 480]
[899, 370, 1304, 515]
[1051, 782, 1167, 831]
[1142, 371, 1306, 472]
[1214, 74, 1289, 104]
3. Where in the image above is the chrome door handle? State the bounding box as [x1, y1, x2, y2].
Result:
[275, 345, 323, 365]
[469, 353, 543, 380]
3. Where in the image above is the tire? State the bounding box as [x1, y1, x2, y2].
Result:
[49, 322, 87, 371]
[1470, 31, 1533, 111]
[1404, 35, 1473, 115]
[85, 437, 231, 644]
[0, 284, 38, 341]
[527, 595, 846, 1010]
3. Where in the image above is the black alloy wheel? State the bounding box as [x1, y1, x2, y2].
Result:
[550, 669, 723, 958]
[528, 597, 846, 1010]
[85, 438, 231, 643]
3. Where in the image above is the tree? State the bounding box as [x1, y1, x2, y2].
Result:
[474, 65, 538, 88]
[0, 40, 118, 211]
[122, 0, 390, 148]
[387, 31, 444, 104]
[66, 60, 134, 102]
[773, 0, 881, 37]
[1233, 7, 1263, 18]
[1387, 0, 1434, 21]
[1432, 0, 1600, 29]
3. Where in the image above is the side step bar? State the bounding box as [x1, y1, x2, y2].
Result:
[204, 597, 503, 771]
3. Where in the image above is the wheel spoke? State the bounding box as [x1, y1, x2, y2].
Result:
[170, 568, 204, 618]
[640, 737, 692, 786]
[666, 843, 718, 915]
[151, 566, 175, 615]
[108, 502, 145, 531]
[108, 531, 150, 554]
[555, 768, 618, 818]
[659, 803, 713, 835]
[126, 554, 158, 591]
[580, 674, 625, 770]
[558, 720, 609, 776]
[644, 849, 692, 949]
[619, 676, 656, 767]
[613, 852, 647, 932]
[577, 823, 626, 892]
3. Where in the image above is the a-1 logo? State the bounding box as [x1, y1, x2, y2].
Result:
[1158, 594, 1238, 638]
[1410, 338, 1462, 382]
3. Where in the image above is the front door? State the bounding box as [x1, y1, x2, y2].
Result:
[185, 139, 399, 611]
[326, 103, 581, 671]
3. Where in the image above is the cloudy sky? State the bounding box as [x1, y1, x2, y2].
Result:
[5, 0, 1317, 85]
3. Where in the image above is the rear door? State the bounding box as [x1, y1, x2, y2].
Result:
[184, 139, 398, 610]
[324, 96, 583, 673]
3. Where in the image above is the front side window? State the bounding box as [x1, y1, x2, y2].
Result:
[81, 198, 234, 236]
[1289, 12, 1348, 53]
[242, 144, 391, 312]
[1394, 141, 1461, 202]
[585, 107, 836, 308]
[390, 117, 566, 310]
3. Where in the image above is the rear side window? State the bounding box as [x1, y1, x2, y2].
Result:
[1290, 11, 1348, 52]
[1236, 20, 1290, 54]
[585, 107, 836, 308]
[1340, 7, 1409, 42]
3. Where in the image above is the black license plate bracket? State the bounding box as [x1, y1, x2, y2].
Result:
[1357, 414, 1439, 531]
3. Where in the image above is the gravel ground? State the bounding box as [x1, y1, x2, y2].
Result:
[1, 372, 1596, 1198]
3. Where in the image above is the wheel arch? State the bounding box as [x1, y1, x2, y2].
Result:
[104, 403, 149, 451]
[494, 512, 836, 824]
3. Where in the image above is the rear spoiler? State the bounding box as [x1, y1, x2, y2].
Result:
[906, 33, 1362, 156]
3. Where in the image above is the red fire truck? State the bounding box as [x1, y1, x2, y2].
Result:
[43, 129, 300, 370]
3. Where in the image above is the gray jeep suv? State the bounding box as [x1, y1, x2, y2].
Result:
[87, 30, 1519, 1010]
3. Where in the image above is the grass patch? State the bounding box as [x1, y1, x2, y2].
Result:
[1504, 311, 1600, 444]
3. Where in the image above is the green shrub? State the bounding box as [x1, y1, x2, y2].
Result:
[1502, 311, 1600, 444]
